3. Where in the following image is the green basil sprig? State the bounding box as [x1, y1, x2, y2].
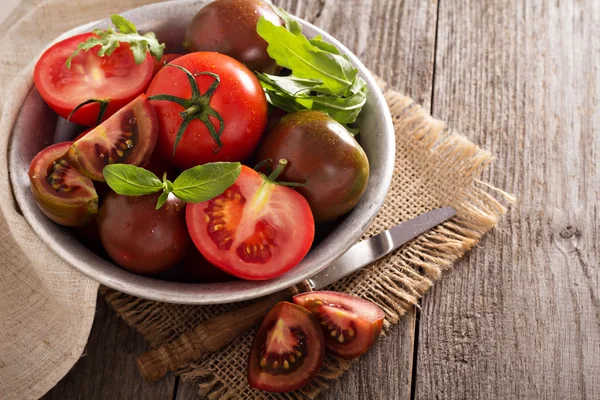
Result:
[256, 8, 367, 131]
[66, 14, 165, 68]
[103, 162, 241, 210]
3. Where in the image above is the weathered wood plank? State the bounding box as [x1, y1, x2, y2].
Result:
[416, 0, 600, 399]
[42, 295, 176, 400]
[176, 0, 438, 398]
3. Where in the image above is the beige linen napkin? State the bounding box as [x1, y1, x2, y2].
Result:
[0, 1, 162, 399]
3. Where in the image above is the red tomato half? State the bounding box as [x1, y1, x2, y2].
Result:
[34, 32, 154, 126]
[147, 52, 268, 169]
[186, 166, 314, 280]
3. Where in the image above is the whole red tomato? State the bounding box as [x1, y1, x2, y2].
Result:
[146, 52, 268, 169]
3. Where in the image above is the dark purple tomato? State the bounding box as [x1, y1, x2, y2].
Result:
[98, 191, 191, 275]
[256, 110, 370, 222]
[183, 0, 283, 73]
[161, 247, 237, 283]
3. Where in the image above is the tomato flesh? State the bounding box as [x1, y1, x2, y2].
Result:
[293, 291, 385, 359]
[248, 302, 325, 392]
[186, 166, 314, 280]
[34, 32, 154, 126]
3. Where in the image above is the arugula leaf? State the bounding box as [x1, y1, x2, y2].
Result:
[66, 14, 165, 68]
[256, 72, 323, 96]
[103, 164, 163, 196]
[266, 1, 302, 35]
[173, 162, 241, 204]
[257, 73, 367, 125]
[309, 36, 341, 55]
[257, 17, 356, 96]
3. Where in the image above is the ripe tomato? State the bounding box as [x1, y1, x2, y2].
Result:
[248, 302, 325, 392]
[34, 32, 154, 126]
[98, 191, 191, 275]
[146, 52, 268, 170]
[186, 165, 314, 280]
[184, 0, 283, 73]
[151, 53, 182, 77]
[293, 291, 385, 359]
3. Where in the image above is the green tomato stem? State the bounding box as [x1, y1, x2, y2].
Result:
[149, 64, 225, 156]
[267, 159, 288, 181]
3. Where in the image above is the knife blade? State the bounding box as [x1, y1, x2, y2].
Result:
[306, 206, 456, 289]
[136, 206, 456, 382]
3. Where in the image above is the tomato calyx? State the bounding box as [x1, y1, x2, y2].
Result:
[148, 64, 225, 155]
[67, 98, 110, 126]
[260, 159, 307, 188]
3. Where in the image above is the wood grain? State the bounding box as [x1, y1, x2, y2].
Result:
[415, 0, 600, 399]
[41, 295, 176, 400]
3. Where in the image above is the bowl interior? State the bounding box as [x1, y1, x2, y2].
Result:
[8, 0, 395, 304]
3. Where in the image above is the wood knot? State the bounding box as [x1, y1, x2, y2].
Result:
[559, 226, 579, 239]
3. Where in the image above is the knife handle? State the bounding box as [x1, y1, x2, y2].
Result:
[136, 280, 312, 382]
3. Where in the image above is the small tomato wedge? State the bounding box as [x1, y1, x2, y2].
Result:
[248, 302, 325, 392]
[66, 94, 158, 181]
[34, 32, 154, 126]
[186, 165, 314, 280]
[28, 142, 98, 227]
[293, 291, 385, 359]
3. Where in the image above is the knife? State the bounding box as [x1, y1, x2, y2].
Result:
[136, 207, 456, 382]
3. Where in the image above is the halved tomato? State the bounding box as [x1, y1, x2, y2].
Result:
[293, 291, 385, 359]
[28, 142, 98, 227]
[186, 165, 314, 280]
[66, 94, 158, 181]
[34, 32, 154, 127]
[248, 302, 325, 392]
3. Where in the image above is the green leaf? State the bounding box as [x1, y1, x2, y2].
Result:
[256, 72, 323, 96]
[257, 17, 356, 96]
[266, 1, 302, 35]
[103, 164, 163, 196]
[66, 14, 165, 68]
[111, 14, 137, 34]
[155, 191, 169, 210]
[309, 78, 367, 124]
[173, 162, 241, 203]
[309, 36, 341, 55]
[259, 75, 367, 126]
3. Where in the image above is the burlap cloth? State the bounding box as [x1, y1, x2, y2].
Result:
[0, 0, 513, 399]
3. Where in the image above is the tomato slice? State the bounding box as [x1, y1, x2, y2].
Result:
[248, 302, 325, 392]
[293, 291, 385, 359]
[34, 32, 154, 126]
[186, 165, 315, 280]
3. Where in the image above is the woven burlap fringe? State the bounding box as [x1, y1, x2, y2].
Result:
[101, 87, 513, 400]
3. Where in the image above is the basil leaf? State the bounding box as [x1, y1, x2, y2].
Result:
[66, 14, 165, 68]
[155, 191, 169, 210]
[257, 17, 356, 96]
[103, 164, 163, 196]
[173, 162, 241, 203]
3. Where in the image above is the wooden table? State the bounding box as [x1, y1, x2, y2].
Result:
[43, 0, 600, 398]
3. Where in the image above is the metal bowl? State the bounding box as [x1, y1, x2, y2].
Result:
[8, 0, 394, 304]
